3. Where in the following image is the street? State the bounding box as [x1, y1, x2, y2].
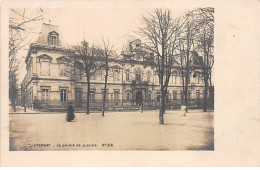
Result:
[9, 109, 214, 151]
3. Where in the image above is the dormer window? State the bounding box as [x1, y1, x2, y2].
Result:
[48, 31, 59, 46]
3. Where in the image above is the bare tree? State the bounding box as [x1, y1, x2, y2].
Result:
[96, 38, 115, 117]
[193, 8, 214, 112]
[71, 40, 99, 114]
[137, 9, 181, 124]
[9, 9, 44, 112]
[177, 9, 200, 114]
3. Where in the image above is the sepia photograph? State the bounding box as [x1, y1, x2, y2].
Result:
[2, 0, 260, 167]
[8, 7, 214, 151]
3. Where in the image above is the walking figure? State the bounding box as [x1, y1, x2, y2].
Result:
[67, 102, 75, 122]
[181, 104, 186, 117]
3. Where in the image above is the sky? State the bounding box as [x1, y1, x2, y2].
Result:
[16, 8, 188, 84]
[42, 8, 149, 51]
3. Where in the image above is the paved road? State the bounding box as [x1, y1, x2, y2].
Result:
[9, 110, 214, 151]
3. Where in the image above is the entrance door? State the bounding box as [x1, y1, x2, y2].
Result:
[136, 91, 142, 106]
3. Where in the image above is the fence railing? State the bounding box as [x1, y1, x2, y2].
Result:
[26, 97, 214, 112]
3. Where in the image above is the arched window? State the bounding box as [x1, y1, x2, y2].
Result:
[125, 69, 130, 81]
[172, 71, 177, 84]
[146, 71, 151, 83]
[48, 31, 59, 46]
[126, 92, 131, 101]
[195, 72, 200, 84]
[146, 91, 152, 101]
[125, 90, 132, 102]
[135, 69, 142, 82]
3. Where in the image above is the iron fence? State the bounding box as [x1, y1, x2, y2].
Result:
[28, 97, 214, 112]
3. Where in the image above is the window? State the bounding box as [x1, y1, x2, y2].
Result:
[41, 88, 49, 102]
[75, 90, 82, 102]
[90, 91, 95, 101]
[172, 71, 177, 84]
[180, 91, 184, 101]
[180, 76, 183, 84]
[156, 91, 160, 102]
[196, 73, 200, 84]
[60, 63, 67, 76]
[113, 69, 119, 81]
[126, 92, 131, 101]
[147, 71, 151, 83]
[147, 92, 152, 102]
[52, 36, 57, 45]
[102, 90, 108, 100]
[203, 90, 208, 98]
[173, 91, 177, 100]
[135, 69, 142, 82]
[196, 90, 200, 100]
[125, 70, 130, 81]
[41, 61, 50, 76]
[60, 89, 67, 102]
[48, 32, 59, 46]
[75, 68, 82, 80]
[166, 92, 169, 103]
[101, 70, 105, 81]
[114, 90, 119, 101]
[196, 76, 200, 84]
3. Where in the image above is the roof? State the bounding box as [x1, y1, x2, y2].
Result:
[25, 23, 73, 64]
[34, 23, 69, 48]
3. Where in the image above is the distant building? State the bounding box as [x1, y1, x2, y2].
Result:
[21, 23, 212, 111]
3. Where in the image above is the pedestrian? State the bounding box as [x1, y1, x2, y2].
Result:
[181, 104, 186, 117]
[67, 102, 75, 122]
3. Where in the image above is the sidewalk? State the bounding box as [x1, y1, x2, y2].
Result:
[9, 106, 40, 114]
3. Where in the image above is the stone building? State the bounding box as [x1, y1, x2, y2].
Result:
[21, 23, 212, 111]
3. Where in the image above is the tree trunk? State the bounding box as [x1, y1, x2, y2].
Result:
[140, 88, 143, 113]
[23, 94, 26, 112]
[184, 72, 189, 113]
[86, 75, 90, 114]
[159, 87, 165, 125]
[11, 98, 16, 112]
[203, 75, 208, 112]
[209, 72, 212, 87]
[102, 70, 108, 117]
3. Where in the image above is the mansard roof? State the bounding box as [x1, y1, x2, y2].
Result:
[25, 23, 74, 64]
[34, 23, 69, 48]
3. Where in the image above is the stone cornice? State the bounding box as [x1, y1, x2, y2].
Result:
[25, 43, 75, 64]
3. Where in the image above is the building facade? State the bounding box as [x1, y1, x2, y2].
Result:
[21, 23, 213, 111]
